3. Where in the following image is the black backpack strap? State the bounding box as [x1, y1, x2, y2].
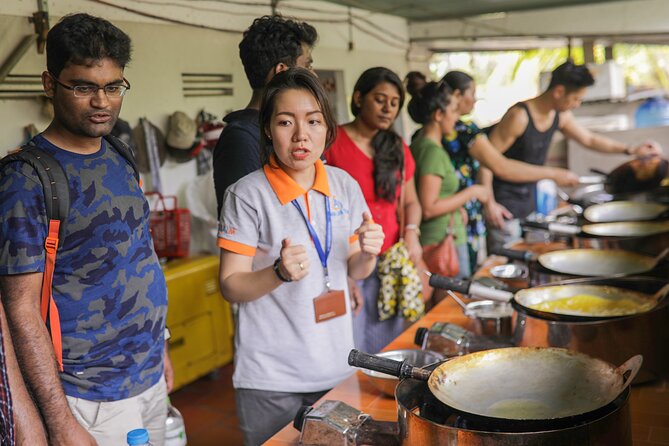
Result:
[0, 143, 70, 246]
[104, 134, 140, 183]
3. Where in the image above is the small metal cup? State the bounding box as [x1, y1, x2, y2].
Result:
[465, 300, 514, 340]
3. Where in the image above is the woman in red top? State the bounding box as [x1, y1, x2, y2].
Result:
[325, 67, 422, 353]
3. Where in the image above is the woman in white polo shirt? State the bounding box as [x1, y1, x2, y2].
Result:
[217, 68, 385, 446]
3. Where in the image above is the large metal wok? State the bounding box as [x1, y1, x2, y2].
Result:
[497, 247, 669, 277]
[525, 220, 669, 237]
[522, 219, 669, 256]
[595, 155, 668, 195]
[513, 282, 669, 319]
[349, 347, 641, 425]
[512, 276, 669, 384]
[427, 274, 668, 321]
[584, 201, 669, 222]
[397, 365, 633, 444]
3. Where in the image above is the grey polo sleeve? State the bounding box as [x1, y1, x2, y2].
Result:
[217, 189, 260, 257]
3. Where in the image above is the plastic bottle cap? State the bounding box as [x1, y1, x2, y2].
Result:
[127, 428, 150, 445]
[414, 327, 428, 346]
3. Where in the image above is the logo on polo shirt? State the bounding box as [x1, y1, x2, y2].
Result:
[219, 223, 237, 235]
[330, 196, 350, 218]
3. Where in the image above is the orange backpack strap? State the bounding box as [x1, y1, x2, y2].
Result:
[42, 220, 63, 371]
[2, 144, 69, 372]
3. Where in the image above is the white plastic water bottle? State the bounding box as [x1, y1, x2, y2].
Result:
[165, 403, 188, 446]
[127, 428, 152, 446]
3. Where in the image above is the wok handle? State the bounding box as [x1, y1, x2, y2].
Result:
[522, 221, 550, 231]
[523, 221, 581, 235]
[429, 274, 514, 302]
[589, 168, 609, 176]
[653, 247, 669, 266]
[428, 275, 471, 294]
[617, 355, 643, 389]
[491, 247, 533, 262]
[348, 349, 428, 381]
[469, 282, 514, 302]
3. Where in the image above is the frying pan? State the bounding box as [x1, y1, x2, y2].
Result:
[524, 220, 669, 237]
[349, 347, 641, 422]
[496, 247, 669, 277]
[513, 282, 669, 319]
[584, 201, 669, 223]
[593, 156, 668, 195]
[428, 274, 669, 321]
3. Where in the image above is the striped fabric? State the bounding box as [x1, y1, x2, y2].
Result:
[0, 325, 14, 446]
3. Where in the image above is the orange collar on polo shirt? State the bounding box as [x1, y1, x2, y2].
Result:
[263, 155, 331, 205]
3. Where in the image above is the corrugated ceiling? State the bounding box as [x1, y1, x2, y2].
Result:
[319, 0, 632, 21]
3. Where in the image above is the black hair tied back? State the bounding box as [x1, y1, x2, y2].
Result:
[372, 130, 404, 203]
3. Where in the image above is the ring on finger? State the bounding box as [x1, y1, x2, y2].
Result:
[299, 263, 304, 270]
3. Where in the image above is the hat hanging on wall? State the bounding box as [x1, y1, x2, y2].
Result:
[166, 111, 200, 163]
[132, 118, 167, 173]
[111, 118, 134, 150]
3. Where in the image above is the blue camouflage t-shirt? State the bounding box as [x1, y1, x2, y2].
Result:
[0, 135, 167, 401]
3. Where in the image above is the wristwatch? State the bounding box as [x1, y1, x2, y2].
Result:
[273, 258, 292, 282]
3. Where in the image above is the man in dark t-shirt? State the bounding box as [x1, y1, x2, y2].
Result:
[213, 15, 318, 215]
[485, 61, 663, 251]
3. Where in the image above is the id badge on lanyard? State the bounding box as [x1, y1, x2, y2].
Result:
[292, 196, 346, 323]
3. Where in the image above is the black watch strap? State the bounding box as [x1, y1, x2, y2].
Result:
[273, 258, 292, 282]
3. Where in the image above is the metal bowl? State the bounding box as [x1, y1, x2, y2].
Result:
[491, 263, 528, 279]
[360, 349, 443, 397]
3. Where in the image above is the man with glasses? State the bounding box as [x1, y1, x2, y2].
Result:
[0, 13, 170, 445]
[484, 60, 663, 251]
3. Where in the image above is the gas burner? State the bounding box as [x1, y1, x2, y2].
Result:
[294, 400, 398, 446]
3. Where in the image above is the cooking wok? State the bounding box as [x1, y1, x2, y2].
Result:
[521, 219, 669, 257]
[513, 282, 669, 319]
[593, 156, 669, 195]
[496, 247, 669, 277]
[584, 201, 669, 222]
[349, 347, 641, 423]
[428, 274, 669, 321]
[524, 220, 669, 237]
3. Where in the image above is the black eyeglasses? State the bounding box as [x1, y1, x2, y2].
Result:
[49, 73, 131, 98]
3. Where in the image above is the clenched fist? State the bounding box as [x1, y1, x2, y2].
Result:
[277, 238, 310, 281]
[355, 212, 385, 258]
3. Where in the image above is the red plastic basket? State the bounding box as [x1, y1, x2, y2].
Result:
[146, 192, 191, 258]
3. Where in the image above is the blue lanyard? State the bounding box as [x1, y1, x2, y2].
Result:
[291, 196, 332, 289]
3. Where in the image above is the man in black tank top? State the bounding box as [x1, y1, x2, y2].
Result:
[485, 61, 663, 251]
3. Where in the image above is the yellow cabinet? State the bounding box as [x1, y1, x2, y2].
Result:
[163, 255, 234, 391]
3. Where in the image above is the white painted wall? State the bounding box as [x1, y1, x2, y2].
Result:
[0, 0, 417, 196]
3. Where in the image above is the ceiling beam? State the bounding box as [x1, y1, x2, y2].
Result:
[410, 0, 669, 43]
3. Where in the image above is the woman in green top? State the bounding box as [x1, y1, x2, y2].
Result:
[408, 80, 490, 278]
[408, 71, 579, 273]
